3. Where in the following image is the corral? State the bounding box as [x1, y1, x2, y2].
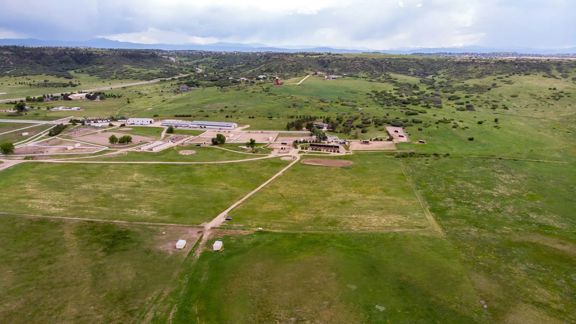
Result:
[188, 130, 278, 144]
[75, 131, 152, 146]
[349, 140, 396, 151]
[14, 137, 104, 156]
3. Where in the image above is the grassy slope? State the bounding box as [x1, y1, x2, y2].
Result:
[0, 73, 141, 99]
[407, 157, 576, 322]
[229, 153, 429, 231]
[0, 159, 287, 224]
[0, 216, 186, 323]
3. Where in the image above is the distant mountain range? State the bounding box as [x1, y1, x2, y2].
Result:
[0, 38, 575, 55]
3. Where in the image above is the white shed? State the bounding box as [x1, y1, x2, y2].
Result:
[175, 239, 187, 249]
[213, 240, 223, 251]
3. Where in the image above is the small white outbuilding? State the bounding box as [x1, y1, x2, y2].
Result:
[213, 240, 223, 251]
[175, 239, 187, 249]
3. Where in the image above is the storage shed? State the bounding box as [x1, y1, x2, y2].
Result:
[175, 239, 187, 249]
[213, 240, 223, 251]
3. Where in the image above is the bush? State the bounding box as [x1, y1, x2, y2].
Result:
[0, 143, 15, 155]
[166, 126, 174, 134]
[211, 134, 226, 145]
[118, 135, 132, 144]
[468, 137, 475, 141]
[109, 135, 118, 145]
[48, 124, 67, 136]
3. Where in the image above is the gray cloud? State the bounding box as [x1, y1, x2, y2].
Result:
[0, 0, 573, 49]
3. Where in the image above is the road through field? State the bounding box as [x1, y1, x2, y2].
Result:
[194, 152, 300, 257]
[296, 74, 311, 85]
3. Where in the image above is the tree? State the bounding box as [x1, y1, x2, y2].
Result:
[211, 133, 226, 145]
[14, 101, 27, 113]
[247, 138, 256, 152]
[118, 135, 133, 144]
[166, 125, 175, 134]
[0, 143, 15, 155]
[109, 135, 118, 145]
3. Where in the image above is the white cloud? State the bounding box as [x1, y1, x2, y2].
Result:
[102, 28, 218, 45]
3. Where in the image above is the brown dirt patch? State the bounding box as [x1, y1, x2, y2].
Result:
[301, 159, 354, 167]
[155, 226, 203, 255]
[179, 150, 196, 156]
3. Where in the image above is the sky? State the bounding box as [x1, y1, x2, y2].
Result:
[0, 0, 574, 50]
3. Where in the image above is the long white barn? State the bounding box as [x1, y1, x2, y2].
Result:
[127, 118, 154, 125]
[161, 120, 238, 130]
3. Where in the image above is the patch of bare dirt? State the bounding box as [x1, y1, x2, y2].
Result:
[301, 159, 354, 167]
[155, 226, 203, 255]
[178, 150, 196, 156]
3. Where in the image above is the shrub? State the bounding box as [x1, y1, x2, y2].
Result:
[109, 135, 118, 145]
[48, 124, 67, 136]
[118, 135, 132, 144]
[211, 134, 226, 145]
[0, 143, 15, 155]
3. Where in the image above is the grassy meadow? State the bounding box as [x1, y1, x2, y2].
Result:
[228, 153, 430, 232]
[160, 232, 488, 323]
[0, 159, 287, 224]
[406, 157, 576, 322]
[0, 216, 188, 323]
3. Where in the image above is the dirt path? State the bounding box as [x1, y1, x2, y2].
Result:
[194, 153, 301, 257]
[29, 153, 284, 165]
[0, 211, 204, 228]
[399, 162, 445, 236]
[0, 159, 24, 172]
[296, 74, 311, 86]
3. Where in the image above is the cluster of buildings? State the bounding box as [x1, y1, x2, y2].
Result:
[161, 120, 238, 130]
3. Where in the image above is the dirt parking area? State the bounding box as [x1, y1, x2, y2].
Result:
[386, 126, 410, 143]
[301, 159, 354, 167]
[350, 140, 396, 151]
[76, 132, 151, 146]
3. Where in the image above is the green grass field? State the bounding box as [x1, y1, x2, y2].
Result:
[0, 159, 287, 224]
[229, 153, 430, 232]
[93, 145, 267, 162]
[160, 232, 487, 323]
[0, 216, 187, 323]
[0, 73, 141, 99]
[406, 157, 576, 322]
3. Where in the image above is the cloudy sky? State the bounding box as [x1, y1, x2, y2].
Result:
[0, 0, 574, 49]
